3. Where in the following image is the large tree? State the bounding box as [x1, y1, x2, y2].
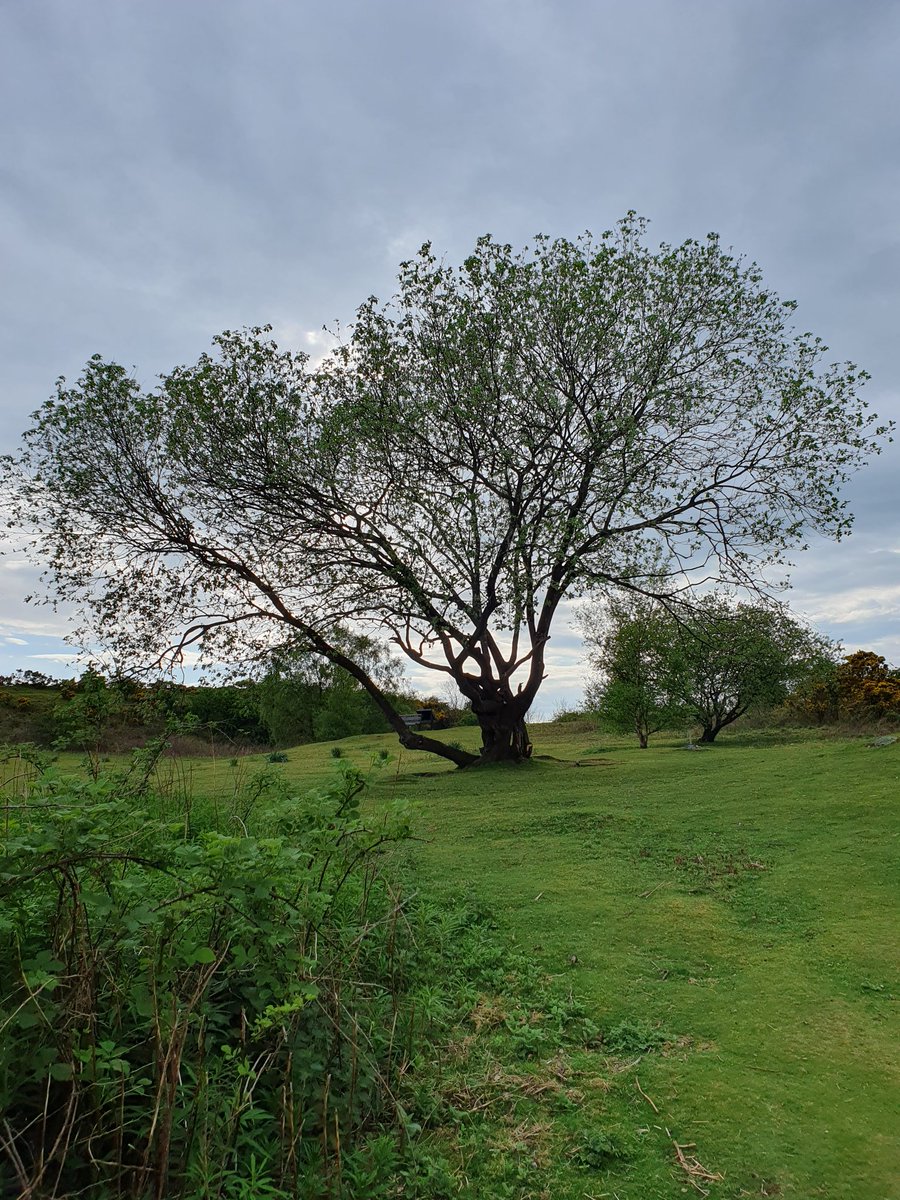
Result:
[4, 217, 888, 766]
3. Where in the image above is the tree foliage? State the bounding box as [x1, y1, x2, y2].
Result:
[582, 594, 832, 744]
[0, 669, 60, 688]
[5, 216, 888, 765]
[256, 631, 401, 746]
[665, 597, 833, 742]
[580, 598, 685, 747]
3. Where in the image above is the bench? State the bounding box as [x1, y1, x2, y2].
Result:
[400, 708, 435, 729]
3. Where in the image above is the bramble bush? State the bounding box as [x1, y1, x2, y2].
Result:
[0, 748, 451, 1198]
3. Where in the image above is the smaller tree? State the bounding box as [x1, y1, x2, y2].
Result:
[781, 657, 841, 724]
[580, 599, 686, 747]
[51, 667, 122, 775]
[666, 597, 830, 742]
[581, 594, 830, 746]
[180, 683, 269, 745]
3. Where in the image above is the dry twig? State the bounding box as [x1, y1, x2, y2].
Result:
[639, 881, 666, 899]
[667, 1126, 723, 1193]
[634, 1076, 659, 1112]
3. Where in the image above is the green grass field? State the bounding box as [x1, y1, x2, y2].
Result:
[11, 722, 898, 1198]
[408, 727, 900, 1199]
[220, 722, 898, 1199]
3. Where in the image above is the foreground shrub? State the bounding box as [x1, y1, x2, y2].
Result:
[0, 755, 432, 1197]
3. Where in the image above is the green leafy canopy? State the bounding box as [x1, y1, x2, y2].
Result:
[3, 215, 890, 764]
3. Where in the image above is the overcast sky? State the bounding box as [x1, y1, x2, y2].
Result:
[1, 0, 898, 709]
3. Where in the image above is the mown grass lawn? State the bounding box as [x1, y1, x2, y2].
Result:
[27, 722, 899, 1197]
[226, 722, 899, 1199]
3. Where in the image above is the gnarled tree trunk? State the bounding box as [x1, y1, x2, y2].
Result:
[476, 711, 533, 763]
[467, 686, 533, 764]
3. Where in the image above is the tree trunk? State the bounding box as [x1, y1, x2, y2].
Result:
[475, 710, 533, 764]
[698, 725, 719, 743]
[396, 725, 478, 767]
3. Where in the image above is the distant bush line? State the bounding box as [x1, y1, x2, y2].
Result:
[0, 667, 475, 755]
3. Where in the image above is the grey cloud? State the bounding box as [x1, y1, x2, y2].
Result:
[1, 0, 898, 699]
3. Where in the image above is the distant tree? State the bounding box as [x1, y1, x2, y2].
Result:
[256, 669, 318, 748]
[666, 597, 832, 742]
[312, 679, 387, 742]
[257, 630, 400, 746]
[581, 595, 831, 744]
[181, 684, 269, 745]
[580, 598, 685, 747]
[51, 667, 120, 775]
[6, 217, 888, 766]
[0, 669, 59, 688]
[780, 653, 842, 724]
